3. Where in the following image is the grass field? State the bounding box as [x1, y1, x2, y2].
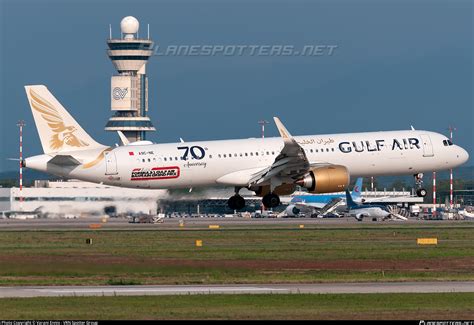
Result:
[1, 293, 473, 319]
[0, 224, 473, 286]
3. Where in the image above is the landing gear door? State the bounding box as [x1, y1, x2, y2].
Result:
[105, 152, 118, 175]
[420, 134, 434, 157]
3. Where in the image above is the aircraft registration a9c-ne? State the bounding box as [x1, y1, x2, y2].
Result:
[23, 85, 469, 210]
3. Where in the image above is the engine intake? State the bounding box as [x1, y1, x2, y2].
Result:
[296, 165, 349, 193]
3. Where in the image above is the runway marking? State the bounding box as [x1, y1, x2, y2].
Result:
[33, 287, 289, 294]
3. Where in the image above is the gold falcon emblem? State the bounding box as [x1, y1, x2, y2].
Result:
[29, 89, 89, 150]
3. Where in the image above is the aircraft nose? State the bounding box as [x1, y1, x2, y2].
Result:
[457, 146, 469, 164]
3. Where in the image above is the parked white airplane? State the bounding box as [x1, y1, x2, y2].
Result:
[345, 189, 407, 221]
[23, 85, 469, 209]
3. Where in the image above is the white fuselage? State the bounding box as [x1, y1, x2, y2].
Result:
[349, 207, 391, 219]
[25, 129, 469, 190]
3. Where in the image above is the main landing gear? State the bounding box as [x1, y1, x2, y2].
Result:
[262, 193, 280, 209]
[227, 188, 282, 210]
[227, 187, 246, 210]
[414, 173, 427, 197]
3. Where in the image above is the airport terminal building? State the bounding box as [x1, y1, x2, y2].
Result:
[0, 180, 167, 218]
[0, 179, 429, 219]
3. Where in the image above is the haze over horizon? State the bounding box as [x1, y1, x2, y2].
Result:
[0, 0, 472, 172]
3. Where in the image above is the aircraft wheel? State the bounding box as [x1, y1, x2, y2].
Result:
[262, 193, 280, 208]
[416, 188, 427, 197]
[227, 195, 245, 210]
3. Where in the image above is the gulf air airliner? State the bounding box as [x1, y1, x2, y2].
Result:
[23, 85, 469, 210]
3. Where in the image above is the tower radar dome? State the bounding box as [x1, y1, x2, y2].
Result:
[120, 16, 139, 35]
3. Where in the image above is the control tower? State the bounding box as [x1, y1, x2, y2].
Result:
[104, 16, 156, 143]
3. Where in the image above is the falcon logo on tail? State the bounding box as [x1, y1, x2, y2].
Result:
[29, 89, 89, 150]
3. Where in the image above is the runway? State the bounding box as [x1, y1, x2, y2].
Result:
[1, 282, 473, 298]
[1, 217, 472, 231]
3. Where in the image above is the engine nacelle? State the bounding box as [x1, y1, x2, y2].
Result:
[285, 205, 301, 217]
[296, 165, 349, 194]
[253, 184, 297, 197]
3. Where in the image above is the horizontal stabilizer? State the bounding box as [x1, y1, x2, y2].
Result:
[48, 155, 81, 166]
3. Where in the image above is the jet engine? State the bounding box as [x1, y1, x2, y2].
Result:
[285, 205, 301, 217]
[253, 184, 297, 197]
[296, 165, 349, 194]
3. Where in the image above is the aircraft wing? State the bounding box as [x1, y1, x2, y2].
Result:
[390, 213, 408, 221]
[296, 202, 327, 209]
[362, 197, 391, 203]
[248, 117, 329, 187]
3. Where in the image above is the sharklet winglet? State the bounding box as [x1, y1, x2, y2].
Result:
[273, 117, 293, 139]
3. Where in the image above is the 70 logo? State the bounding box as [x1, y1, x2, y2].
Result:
[177, 146, 206, 160]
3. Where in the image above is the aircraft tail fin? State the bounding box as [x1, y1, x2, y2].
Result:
[345, 189, 358, 209]
[25, 85, 104, 154]
[351, 177, 363, 201]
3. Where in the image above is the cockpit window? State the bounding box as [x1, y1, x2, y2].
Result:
[443, 139, 454, 146]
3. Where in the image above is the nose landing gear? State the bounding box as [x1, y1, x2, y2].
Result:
[414, 173, 427, 197]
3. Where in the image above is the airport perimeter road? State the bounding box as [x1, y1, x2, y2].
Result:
[1, 282, 474, 298]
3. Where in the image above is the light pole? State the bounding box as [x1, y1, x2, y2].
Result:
[258, 120, 269, 139]
[17, 120, 26, 211]
[448, 126, 456, 208]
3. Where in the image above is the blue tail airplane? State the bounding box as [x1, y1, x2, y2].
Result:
[285, 178, 363, 216]
[345, 188, 407, 221]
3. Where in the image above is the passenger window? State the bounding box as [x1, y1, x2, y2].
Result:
[250, 152, 253, 156]
[310, 149, 313, 153]
[223, 154, 227, 158]
[245, 153, 248, 156]
[255, 152, 259, 156]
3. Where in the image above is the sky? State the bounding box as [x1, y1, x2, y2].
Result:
[0, 0, 472, 172]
